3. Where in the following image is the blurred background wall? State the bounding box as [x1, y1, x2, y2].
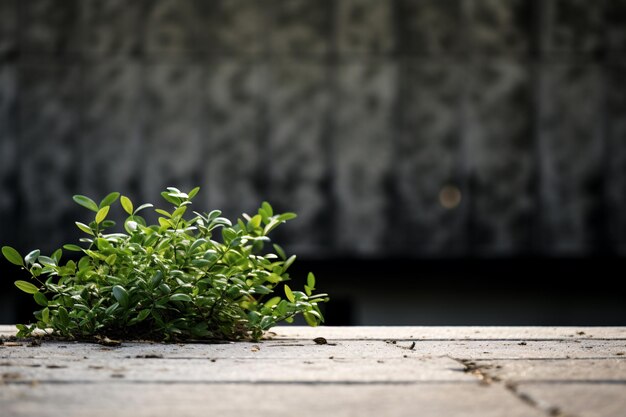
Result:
[1, 0, 625, 325]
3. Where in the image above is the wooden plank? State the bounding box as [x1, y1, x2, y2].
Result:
[4, 325, 626, 341]
[2, 326, 625, 417]
[513, 384, 626, 417]
[269, 326, 626, 340]
[0, 384, 544, 417]
[0, 356, 470, 383]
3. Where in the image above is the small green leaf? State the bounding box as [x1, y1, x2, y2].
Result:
[169, 293, 192, 302]
[15, 280, 39, 294]
[29, 264, 42, 277]
[78, 256, 91, 271]
[95, 206, 110, 224]
[136, 309, 151, 322]
[303, 311, 319, 327]
[155, 208, 171, 218]
[63, 244, 83, 252]
[150, 271, 163, 287]
[120, 195, 133, 214]
[38, 256, 56, 267]
[263, 218, 281, 235]
[188, 187, 200, 199]
[73, 304, 90, 312]
[277, 212, 297, 222]
[100, 219, 116, 229]
[253, 285, 272, 295]
[273, 244, 286, 260]
[24, 249, 40, 266]
[172, 206, 187, 218]
[189, 239, 207, 253]
[207, 209, 221, 220]
[75, 222, 94, 236]
[51, 248, 62, 263]
[284, 254, 296, 271]
[159, 283, 171, 294]
[161, 191, 180, 205]
[262, 201, 273, 217]
[249, 214, 262, 229]
[41, 307, 50, 324]
[105, 303, 119, 316]
[112, 285, 129, 307]
[266, 273, 283, 284]
[264, 296, 281, 309]
[2, 246, 24, 266]
[307, 272, 316, 289]
[95, 238, 112, 251]
[134, 203, 153, 214]
[191, 259, 211, 267]
[284, 285, 295, 303]
[158, 217, 172, 228]
[73, 195, 99, 212]
[33, 291, 48, 307]
[58, 306, 69, 325]
[99, 192, 120, 208]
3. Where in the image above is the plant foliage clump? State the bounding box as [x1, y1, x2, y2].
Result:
[2, 187, 327, 341]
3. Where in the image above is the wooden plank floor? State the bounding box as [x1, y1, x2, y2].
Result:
[1, 326, 625, 417]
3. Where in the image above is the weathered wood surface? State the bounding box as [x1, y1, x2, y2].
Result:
[1, 326, 625, 417]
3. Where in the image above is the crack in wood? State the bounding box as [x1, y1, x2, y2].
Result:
[453, 358, 579, 417]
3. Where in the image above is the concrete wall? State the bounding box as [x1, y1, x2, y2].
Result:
[0, 0, 625, 260]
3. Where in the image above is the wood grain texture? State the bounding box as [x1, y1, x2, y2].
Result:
[1, 327, 625, 417]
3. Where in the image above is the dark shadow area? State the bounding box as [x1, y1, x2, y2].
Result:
[4, 256, 624, 326]
[287, 257, 626, 326]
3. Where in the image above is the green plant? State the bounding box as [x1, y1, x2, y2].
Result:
[2, 187, 328, 342]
